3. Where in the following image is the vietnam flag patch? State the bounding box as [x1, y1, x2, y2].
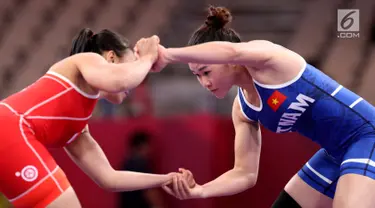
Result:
[267, 90, 287, 112]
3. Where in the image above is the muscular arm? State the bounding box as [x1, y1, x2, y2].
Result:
[72, 53, 153, 93]
[64, 125, 172, 192]
[199, 98, 262, 198]
[164, 40, 278, 66]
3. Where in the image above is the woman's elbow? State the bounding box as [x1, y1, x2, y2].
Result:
[95, 177, 115, 191]
[92, 171, 118, 192]
[245, 173, 258, 189]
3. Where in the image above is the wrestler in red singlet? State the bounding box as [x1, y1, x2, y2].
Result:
[0, 29, 174, 208]
[0, 71, 98, 207]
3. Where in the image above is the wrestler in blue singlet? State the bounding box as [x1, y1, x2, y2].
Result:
[238, 60, 375, 198]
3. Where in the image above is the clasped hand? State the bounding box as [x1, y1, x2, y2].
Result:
[134, 35, 169, 73]
[163, 168, 203, 200]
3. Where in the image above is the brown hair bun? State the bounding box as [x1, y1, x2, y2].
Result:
[205, 6, 232, 29]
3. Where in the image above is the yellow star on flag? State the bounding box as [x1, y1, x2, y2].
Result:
[272, 98, 279, 105]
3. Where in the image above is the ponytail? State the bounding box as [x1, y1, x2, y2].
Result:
[70, 28, 94, 56]
[69, 28, 130, 57]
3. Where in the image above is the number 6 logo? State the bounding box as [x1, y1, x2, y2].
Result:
[340, 11, 356, 30]
[337, 9, 359, 32]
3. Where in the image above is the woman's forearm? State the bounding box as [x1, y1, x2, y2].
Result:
[107, 171, 172, 192]
[200, 168, 256, 198]
[165, 42, 238, 64]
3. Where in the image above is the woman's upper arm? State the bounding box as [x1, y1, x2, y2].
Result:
[72, 53, 153, 93]
[64, 125, 92, 159]
[231, 99, 261, 173]
[72, 53, 125, 92]
[231, 40, 281, 66]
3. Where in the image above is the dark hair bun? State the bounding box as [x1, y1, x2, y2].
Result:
[205, 6, 232, 29]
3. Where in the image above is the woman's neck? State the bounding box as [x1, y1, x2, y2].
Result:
[233, 65, 254, 90]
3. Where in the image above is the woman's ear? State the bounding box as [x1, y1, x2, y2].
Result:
[105, 50, 116, 63]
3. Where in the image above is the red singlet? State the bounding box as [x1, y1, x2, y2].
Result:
[0, 71, 99, 207]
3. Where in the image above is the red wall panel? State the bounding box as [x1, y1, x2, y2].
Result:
[49, 115, 319, 208]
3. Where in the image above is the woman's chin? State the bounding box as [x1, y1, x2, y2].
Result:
[213, 92, 226, 99]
